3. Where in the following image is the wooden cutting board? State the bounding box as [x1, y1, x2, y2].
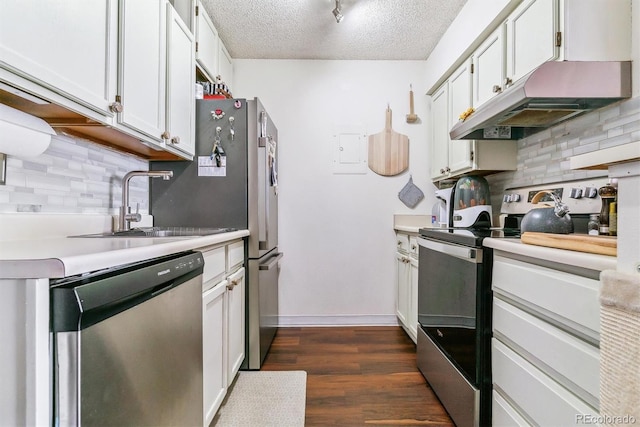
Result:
[521, 232, 617, 256]
[368, 106, 409, 176]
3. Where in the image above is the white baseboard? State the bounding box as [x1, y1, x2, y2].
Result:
[277, 314, 400, 327]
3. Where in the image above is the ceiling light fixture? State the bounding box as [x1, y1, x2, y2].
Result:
[332, 0, 344, 23]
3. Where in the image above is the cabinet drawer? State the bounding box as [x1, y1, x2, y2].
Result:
[492, 390, 531, 427]
[396, 233, 409, 253]
[492, 339, 598, 426]
[492, 255, 600, 341]
[202, 246, 225, 286]
[493, 297, 599, 406]
[228, 240, 244, 271]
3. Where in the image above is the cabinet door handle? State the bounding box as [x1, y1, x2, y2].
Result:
[504, 77, 513, 87]
[444, 166, 450, 173]
[440, 168, 445, 174]
[171, 136, 181, 145]
[109, 101, 123, 113]
[161, 131, 171, 140]
[227, 282, 234, 291]
[492, 84, 502, 93]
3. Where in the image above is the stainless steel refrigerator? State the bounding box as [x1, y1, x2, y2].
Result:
[150, 97, 282, 369]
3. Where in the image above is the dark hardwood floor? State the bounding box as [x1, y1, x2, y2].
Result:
[261, 326, 454, 426]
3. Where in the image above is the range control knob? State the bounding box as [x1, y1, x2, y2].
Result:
[569, 188, 583, 199]
[585, 187, 598, 198]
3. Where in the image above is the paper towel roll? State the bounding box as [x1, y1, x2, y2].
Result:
[0, 103, 55, 157]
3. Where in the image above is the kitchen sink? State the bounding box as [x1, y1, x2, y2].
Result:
[71, 226, 237, 238]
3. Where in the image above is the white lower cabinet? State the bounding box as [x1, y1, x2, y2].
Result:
[203, 278, 227, 424]
[395, 232, 418, 343]
[491, 253, 601, 426]
[200, 239, 246, 426]
[492, 339, 598, 426]
[408, 256, 418, 340]
[395, 250, 410, 327]
[226, 267, 245, 386]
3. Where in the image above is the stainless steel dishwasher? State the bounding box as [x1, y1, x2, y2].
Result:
[50, 251, 204, 426]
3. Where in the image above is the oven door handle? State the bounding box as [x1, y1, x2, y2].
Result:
[418, 237, 482, 263]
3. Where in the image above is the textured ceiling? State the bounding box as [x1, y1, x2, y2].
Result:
[199, 0, 468, 60]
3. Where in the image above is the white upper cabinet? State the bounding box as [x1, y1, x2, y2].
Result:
[170, 0, 195, 33]
[0, 0, 198, 159]
[466, 0, 631, 109]
[430, 60, 517, 182]
[117, 0, 167, 146]
[505, 0, 558, 85]
[0, 0, 118, 117]
[503, 0, 631, 92]
[194, 2, 234, 89]
[560, 0, 631, 61]
[448, 59, 474, 175]
[165, 4, 196, 157]
[218, 40, 234, 89]
[430, 82, 450, 181]
[117, 0, 196, 158]
[195, 0, 219, 81]
[472, 26, 505, 110]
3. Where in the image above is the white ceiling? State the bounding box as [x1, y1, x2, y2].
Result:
[199, 0, 468, 60]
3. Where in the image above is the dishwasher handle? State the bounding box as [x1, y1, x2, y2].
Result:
[418, 237, 482, 263]
[259, 252, 284, 270]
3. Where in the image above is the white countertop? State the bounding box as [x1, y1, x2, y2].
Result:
[484, 237, 617, 272]
[393, 214, 438, 234]
[0, 230, 249, 279]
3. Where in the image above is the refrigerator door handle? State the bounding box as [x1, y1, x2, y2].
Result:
[258, 183, 269, 251]
[258, 252, 284, 270]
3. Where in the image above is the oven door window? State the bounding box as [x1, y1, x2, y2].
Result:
[418, 239, 482, 384]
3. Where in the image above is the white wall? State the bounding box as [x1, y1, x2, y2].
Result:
[234, 60, 435, 325]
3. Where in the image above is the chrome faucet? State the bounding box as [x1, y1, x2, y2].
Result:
[119, 170, 173, 231]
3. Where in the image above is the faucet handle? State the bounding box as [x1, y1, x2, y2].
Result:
[125, 202, 142, 224]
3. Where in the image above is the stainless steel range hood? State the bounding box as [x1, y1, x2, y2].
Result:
[450, 61, 632, 141]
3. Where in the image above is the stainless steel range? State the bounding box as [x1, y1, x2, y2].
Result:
[417, 227, 496, 427]
[417, 177, 609, 427]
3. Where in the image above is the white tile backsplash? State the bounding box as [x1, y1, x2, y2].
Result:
[487, 96, 640, 223]
[0, 134, 148, 214]
[488, 96, 640, 195]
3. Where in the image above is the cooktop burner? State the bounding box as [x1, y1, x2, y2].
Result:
[419, 227, 521, 247]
